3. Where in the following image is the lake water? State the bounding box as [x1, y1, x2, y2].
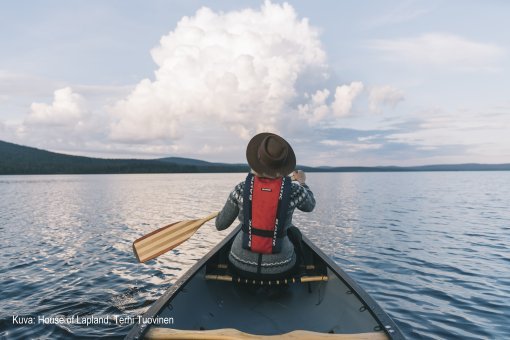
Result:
[1, 172, 509, 339]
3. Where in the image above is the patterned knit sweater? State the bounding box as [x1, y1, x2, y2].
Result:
[216, 176, 316, 275]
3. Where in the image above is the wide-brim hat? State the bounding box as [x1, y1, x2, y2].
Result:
[246, 132, 296, 178]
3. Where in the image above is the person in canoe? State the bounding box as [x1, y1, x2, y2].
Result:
[215, 132, 316, 279]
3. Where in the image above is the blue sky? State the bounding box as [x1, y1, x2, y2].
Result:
[0, 0, 509, 166]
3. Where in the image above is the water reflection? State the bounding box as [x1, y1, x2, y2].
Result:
[1, 172, 509, 339]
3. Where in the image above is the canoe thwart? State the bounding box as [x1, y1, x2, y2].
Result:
[145, 327, 388, 339]
[205, 274, 233, 282]
[205, 274, 328, 284]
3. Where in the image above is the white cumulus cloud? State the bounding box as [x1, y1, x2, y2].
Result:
[298, 81, 364, 124]
[331, 82, 364, 117]
[110, 1, 329, 143]
[298, 89, 330, 124]
[26, 87, 85, 126]
[369, 85, 404, 112]
[17, 87, 108, 151]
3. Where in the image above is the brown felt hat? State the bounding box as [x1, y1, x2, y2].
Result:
[246, 132, 296, 178]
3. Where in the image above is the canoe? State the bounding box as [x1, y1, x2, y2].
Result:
[125, 227, 404, 339]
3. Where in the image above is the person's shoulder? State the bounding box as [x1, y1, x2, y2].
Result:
[233, 180, 245, 193]
[229, 180, 245, 203]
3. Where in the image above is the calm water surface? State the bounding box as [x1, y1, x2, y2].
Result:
[1, 173, 509, 339]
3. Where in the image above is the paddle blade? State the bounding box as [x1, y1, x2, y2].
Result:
[133, 212, 219, 263]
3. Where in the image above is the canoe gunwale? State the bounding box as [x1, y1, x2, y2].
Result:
[301, 236, 405, 339]
[125, 227, 405, 339]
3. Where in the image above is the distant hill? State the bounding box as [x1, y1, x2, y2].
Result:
[0, 140, 248, 175]
[158, 156, 243, 166]
[1, 139, 509, 175]
[157, 157, 249, 172]
[158, 157, 217, 166]
[158, 157, 248, 168]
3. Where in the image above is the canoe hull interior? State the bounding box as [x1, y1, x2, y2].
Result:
[125, 227, 404, 339]
[157, 265, 381, 335]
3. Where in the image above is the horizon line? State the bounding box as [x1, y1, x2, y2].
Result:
[1, 138, 509, 169]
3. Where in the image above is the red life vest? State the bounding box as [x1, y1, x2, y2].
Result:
[242, 173, 291, 254]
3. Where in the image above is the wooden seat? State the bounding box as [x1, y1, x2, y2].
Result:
[145, 328, 388, 339]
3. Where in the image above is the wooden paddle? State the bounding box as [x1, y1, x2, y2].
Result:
[133, 212, 219, 263]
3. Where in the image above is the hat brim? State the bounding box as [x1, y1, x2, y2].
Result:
[246, 132, 296, 177]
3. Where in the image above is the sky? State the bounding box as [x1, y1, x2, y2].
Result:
[0, 0, 509, 166]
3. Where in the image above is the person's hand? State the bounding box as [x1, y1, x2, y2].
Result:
[291, 170, 306, 185]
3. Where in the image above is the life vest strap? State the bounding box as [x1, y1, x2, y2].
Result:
[241, 223, 286, 238]
[250, 227, 283, 238]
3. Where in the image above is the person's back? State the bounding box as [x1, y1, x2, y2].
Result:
[215, 133, 315, 278]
